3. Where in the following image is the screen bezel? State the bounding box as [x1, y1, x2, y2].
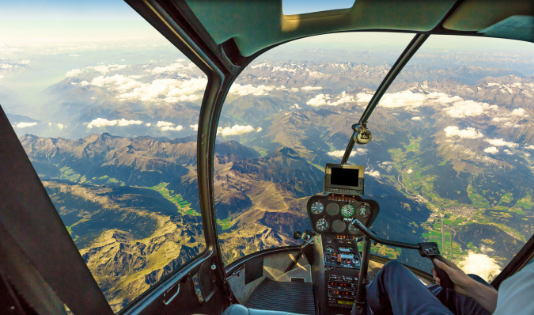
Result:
[324, 164, 364, 190]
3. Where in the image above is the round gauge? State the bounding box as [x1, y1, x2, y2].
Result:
[348, 223, 360, 235]
[358, 203, 371, 218]
[325, 246, 335, 255]
[332, 219, 347, 233]
[325, 237, 333, 244]
[341, 204, 355, 217]
[310, 201, 324, 215]
[316, 218, 329, 232]
[326, 203, 340, 216]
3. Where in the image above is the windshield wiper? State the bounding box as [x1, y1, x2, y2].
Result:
[341, 33, 430, 165]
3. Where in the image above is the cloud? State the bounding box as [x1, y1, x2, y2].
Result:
[164, 95, 202, 102]
[367, 170, 380, 177]
[511, 108, 527, 117]
[328, 150, 354, 158]
[407, 169, 413, 174]
[150, 60, 192, 74]
[86, 64, 127, 74]
[484, 138, 519, 148]
[13, 122, 37, 128]
[91, 75, 143, 90]
[525, 145, 534, 150]
[20, 60, 30, 64]
[87, 118, 142, 128]
[484, 147, 499, 154]
[229, 83, 275, 96]
[119, 78, 207, 102]
[444, 126, 483, 139]
[129, 75, 144, 79]
[66, 69, 83, 77]
[190, 124, 198, 131]
[442, 100, 498, 118]
[48, 122, 51, 126]
[57, 123, 64, 130]
[0, 75, 4, 79]
[504, 149, 513, 155]
[412, 116, 422, 121]
[378, 90, 426, 108]
[327, 148, 366, 158]
[256, 127, 262, 132]
[457, 251, 501, 281]
[156, 121, 183, 131]
[301, 86, 322, 91]
[492, 117, 508, 122]
[217, 125, 256, 137]
[146, 123, 151, 127]
[306, 91, 355, 107]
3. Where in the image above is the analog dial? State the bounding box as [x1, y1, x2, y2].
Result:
[348, 223, 359, 235]
[316, 218, 329, 232]
[325, 246, 335, 255]
[326, 203, 340, 216]
[358, 203, 371, 218]
[310, 201, 324, 214]
[341, 204, 355, 217]
[332, 219, 347, 233]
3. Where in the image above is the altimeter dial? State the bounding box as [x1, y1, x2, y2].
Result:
[341, 204, 355, 217]
[311, 201, 324, 214]
[358, 203, 371, 218]
[316, 218, 329, 232]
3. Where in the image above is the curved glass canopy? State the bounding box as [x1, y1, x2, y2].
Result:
[3, 0, 534, 314]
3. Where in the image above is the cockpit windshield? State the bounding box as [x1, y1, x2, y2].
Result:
[216, 33, 534, 281]
[214, 33, 415, 266]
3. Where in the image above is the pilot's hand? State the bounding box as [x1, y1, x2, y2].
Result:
[432, 257, 474, 297]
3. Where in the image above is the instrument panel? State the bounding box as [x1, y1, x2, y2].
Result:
[307, 194, 379, 236]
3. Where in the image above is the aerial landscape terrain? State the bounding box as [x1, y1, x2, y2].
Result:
[3, 35, 534, 311]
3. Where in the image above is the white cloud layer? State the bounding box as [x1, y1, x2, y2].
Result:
[13, 122, 37, 128]
[442, 100, 498, 118]
[66, 69, 83, 77]
[457, 251, 501, 281]
[86, 64, 127, 74]
[306, 91, 355, 106]
[87, 118, 142, 128]
[217, 125, 256, 136]
[327, 148, 367, 158]
[229, 84, 275, 96]
[156, 121, 183, 131]
[484, 138, 519, 148]
[367, 170, 380, 177]
[444, 126, 483, 139]
[484, 147, 499, 154]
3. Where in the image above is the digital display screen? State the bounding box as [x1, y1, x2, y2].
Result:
[331, 167, 359, 187]
[337, 300, 354, 305]
[332, 290, 353, 296]
[329, 282, 351, 287]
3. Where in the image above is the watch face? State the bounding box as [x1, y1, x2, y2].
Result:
[311, 201, 324, 214]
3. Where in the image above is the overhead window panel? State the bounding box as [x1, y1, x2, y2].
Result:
[282, 0, 356, 15]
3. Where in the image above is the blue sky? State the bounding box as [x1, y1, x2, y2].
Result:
[1, 0, 534, 51]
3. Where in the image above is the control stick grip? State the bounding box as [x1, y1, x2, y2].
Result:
[431, 255, 454, 290]
[417, 242, 454, 290]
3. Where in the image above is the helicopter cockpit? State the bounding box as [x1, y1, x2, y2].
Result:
[2, 1, 534, 315]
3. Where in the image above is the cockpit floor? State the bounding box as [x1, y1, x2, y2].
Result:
[244, 278, 315, 315]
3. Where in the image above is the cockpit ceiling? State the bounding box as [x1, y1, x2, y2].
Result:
[185, 0, 534, 57]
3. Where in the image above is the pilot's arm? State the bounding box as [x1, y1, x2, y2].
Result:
[433, 258, 534, 314]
